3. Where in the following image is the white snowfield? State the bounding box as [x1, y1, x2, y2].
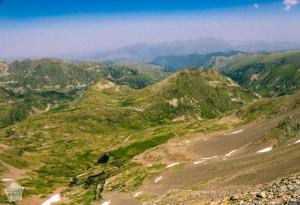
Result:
[134, 191, 143, 197]
[166, 163, 180, 168]
[193, 160, 205, 165]
[201, 155, 218, 160]
[226, 129, 244, 135]
[294, 139, 300, 144]
[101, 200, 111, 205]
[225, 149, 236, 157]
[41, 194, 61, 205]
[1, 179, 13, 182]
[155, 176, 163, 183]
[257, 147, 272, 153]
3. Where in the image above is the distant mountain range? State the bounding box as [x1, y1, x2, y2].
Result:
[67, 37, 300, 62]
[150, 51, 249, 72]
[2, 50, 300, 204]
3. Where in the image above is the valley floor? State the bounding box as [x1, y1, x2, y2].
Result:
[100, 114, 300, 205]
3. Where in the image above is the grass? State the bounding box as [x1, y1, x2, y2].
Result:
[222, 51, 300, 97]
[109, 132, 176, 165]
[237, 91, 300, 123]
[0, 69, 254, 204]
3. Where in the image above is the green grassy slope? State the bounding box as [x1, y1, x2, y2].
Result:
[0, 59, 168, 128]
[0, 69, 254, 203]
[2, 59, 168, 92]
[133, 68, 254, 121]
[237, 89, 300, 122]
[222, 51, 300, 97]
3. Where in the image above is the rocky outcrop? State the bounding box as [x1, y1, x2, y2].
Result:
[223, 173, 300, 204]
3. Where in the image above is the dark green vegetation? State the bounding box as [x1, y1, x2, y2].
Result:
[1, 50, 300, 204]
[222, 51, 300, 97]
[0, 59, 168, 127]
[0, 86, 81, 128]
[0, 68, 253, 203]
[152, 51, 300, 98]
[150, 51, 248, 72]
[1, 58, 167, 92]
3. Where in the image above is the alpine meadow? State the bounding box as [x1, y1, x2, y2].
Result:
[1, 1, 300, 205]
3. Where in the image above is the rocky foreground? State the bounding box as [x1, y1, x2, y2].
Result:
[222, 173, 300, 205]
[146, 173, 300, 205]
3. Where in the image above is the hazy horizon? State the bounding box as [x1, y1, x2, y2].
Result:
[1, 0, 300, 59]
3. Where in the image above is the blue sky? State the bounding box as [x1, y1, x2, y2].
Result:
[0, 0, 281, 18]
[0, 0, 300, 58]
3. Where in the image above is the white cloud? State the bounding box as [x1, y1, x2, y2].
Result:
[254, 4, 260, 9]
[283, 0, 299, 11]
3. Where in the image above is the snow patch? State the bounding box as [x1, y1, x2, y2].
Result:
[201, 155, 218, 160]
[294, 139, 300, 144]
[101, 200, 111, 205]
[134, 191, 143, 197]
[226, 130, 244, 135]
[225, 149, 236, 157]
[166, 163, 180, 168]
[42, 194, 61, 205]
[155, 176, 163, 183]
[193, 160, 205, 165]
[1, 179, 13, 182]
[257, 147, 272, 153]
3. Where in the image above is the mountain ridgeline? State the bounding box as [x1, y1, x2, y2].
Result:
[150, 51, 248, 72]
[71, 37, 300, 62]
[1, 50, 300, 204]
[222, 51, 300, 97]
[0, 59, 168, 127]
[131, 68, 254, 121]
[0, 69, 254, 203]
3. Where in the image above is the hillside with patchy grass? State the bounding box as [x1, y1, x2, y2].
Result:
[222, 51, 300, 97]
[0, 59, 168, 128]
[132, 68, 254, 121]
[0, 69, 254, 204]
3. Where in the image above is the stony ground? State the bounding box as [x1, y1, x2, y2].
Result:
[219, 173, 300, 205]
[144, 173, 300, 205]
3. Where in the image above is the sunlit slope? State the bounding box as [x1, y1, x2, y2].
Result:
[222, 51, 300, 97]
[133, 68, 254, 121]
[0, 69, 254, 203]
[0, 59, 168, 127]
